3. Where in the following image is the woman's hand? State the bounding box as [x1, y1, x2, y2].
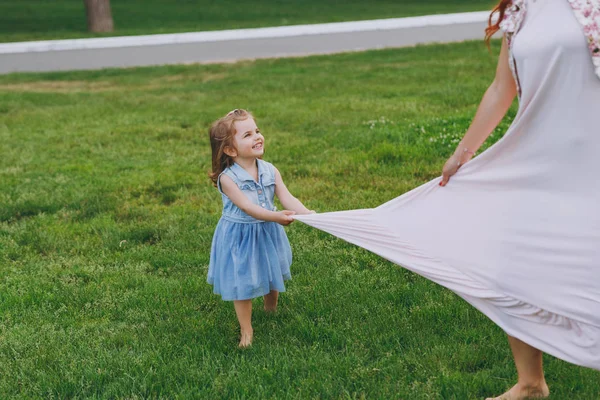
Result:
[275, 210, 296, 225]
[440, 154, 462, 187]
[440, 147, 474, 187]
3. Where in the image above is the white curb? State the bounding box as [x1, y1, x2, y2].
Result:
[0, 11, 490, 55]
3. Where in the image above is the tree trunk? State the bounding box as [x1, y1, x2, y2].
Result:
[84, 0, 114, 33]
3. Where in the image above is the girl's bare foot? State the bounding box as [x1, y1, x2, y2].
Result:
[238, 330, 253, 348]
[263, 290, 278, 312]
[486, 382, 549, 400]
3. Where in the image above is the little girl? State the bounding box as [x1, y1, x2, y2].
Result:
[207, 109, 313, 348]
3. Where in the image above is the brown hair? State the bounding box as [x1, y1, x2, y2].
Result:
[208, 109, 254, 186]
[485, 0, 513, 46]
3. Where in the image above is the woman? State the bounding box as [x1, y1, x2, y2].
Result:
[296, 0, 600, 398]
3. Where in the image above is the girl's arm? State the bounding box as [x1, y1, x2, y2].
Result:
[220, 175, 295, 225]
[274, 168, 313, 215]
[440, 35, 517, 186]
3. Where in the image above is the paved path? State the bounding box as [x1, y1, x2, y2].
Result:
[0, 12, 493, 74]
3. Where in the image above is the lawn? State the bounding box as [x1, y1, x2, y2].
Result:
[1, 40, 599, 398]
[0, 0, 497, 43]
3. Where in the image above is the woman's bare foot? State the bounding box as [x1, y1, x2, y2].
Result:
[238, 329, 253, 348]
[486, 382, 549, 400]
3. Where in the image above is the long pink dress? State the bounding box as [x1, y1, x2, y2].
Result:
[295, 0, 600, 370]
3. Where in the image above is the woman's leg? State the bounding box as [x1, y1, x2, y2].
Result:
[263, 290, 279, 312]
[487, 335, 549, 400]
[233, 299, 253, 347]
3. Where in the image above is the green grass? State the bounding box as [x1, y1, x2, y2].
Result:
[1, 41, 599, 398]
[0, 0, 497, 43]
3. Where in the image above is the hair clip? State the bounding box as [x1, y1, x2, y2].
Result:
[226, 109, 240, 116]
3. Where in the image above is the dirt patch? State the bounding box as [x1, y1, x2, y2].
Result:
[0, 71, 229, 93]
[0, 80, 118, 93]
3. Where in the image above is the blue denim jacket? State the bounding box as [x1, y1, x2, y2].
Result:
[217, 159, 277, 224]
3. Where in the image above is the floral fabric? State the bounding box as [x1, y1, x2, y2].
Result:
[499, 0, 600, 96]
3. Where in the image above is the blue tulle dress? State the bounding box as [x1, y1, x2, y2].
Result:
[207, 159, 292, 301]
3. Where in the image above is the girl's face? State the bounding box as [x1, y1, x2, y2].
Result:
[229, 117, 264, 160]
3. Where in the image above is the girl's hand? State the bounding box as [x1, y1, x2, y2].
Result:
[275, 210, 296, 226]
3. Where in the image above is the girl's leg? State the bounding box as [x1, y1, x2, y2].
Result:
[263, 290, 279, 312]
[233, 300, 253, 347]
[486, 335, 549, 400]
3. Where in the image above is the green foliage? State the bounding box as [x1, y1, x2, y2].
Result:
[0, 41, 598, 398]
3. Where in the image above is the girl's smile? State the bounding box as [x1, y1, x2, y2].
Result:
[252, 141, 263, 149]
[231, 117, 265, 159]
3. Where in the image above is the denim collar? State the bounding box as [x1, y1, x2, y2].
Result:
[230, 159, 267, 183]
